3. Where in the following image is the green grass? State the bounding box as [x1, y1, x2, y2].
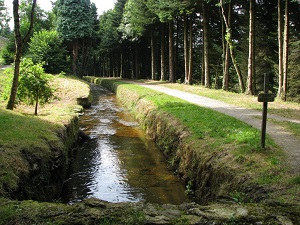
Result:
[93, 79, 292, 190]
[270, 119, 300, 138]
[0, 70, 90, 198]
[160, 82, 300, 120]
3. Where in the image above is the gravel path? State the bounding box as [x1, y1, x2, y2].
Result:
[129, 81, 300, 175]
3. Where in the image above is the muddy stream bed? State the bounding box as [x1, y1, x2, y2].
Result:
[62, 84, 189, 204]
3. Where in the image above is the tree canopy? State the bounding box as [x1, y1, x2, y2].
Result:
[1, 0, 300, 103]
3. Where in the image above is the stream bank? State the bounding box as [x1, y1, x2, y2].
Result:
[0, 76, 92, 201]
[1, 75, 299, 224]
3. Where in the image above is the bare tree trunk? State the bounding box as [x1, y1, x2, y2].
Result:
[7, 0, 36, 110]
[246, 0, 255, 95]
[188, 15, 193, 84]
[203, 1, 210, 88]
[184, 13, 189, 84]
[221, 3, 231, 91]
[73, 38, 79, 76]
[150, 25, 156, 80]
[160, 23, 166, 81]
[282, 0, 289, 101]
[220, 0, 245, 93]
[277, 0, 283, 98]
[134, 43, 139, 79]
[169, 20, 175, 83]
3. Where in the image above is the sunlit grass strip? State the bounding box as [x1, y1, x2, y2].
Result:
[94, 78, 288, 187]
[269, 119, 300, 138]
[160, 83, 300, 120]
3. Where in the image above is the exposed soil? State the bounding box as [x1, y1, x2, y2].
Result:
[127, 81, 300, 175]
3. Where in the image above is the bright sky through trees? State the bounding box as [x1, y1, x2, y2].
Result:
[4, 0, 115, 21]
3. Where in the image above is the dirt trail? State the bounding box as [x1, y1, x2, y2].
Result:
[129, 81, 300, 175]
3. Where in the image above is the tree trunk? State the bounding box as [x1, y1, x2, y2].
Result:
[150, 26, 156, 80]
[134, 43, 139, 79]
[203, 1, 210, 88]
[188, 15, 193, 84]
[246, 0, 255, 95]
[184, 13, 189, 84]
[282, 0, 289, 101]
[120, 51, 123, 78]
[7, 0, 36, 110]
[221, 3, 231, 91]
[169, 20, 175, 83]
[160, 23, 166, 81]
[35, 90, 39, 115]
[277, 0, 283, 98]
[73, 38, 79, 76]
[220, 0, 245, 93]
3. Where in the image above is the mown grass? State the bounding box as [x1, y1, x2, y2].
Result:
[92, 78, 299, 204]
[159, 82, 300, 120]
[135, 81, 300, 139]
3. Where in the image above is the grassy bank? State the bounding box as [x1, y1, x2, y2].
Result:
[160, 82, 300, 120]
[0, 70, 91, 200]
[86, 77, 299, 205]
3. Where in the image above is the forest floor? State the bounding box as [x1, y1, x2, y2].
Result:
[126, 80, 300, 175]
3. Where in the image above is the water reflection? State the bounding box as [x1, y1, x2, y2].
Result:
[62, 85, 188, 204]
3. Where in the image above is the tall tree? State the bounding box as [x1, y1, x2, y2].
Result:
[246, 0, 255, 95]
[202, 1, 210, 87]
[282, 0, 289, 101]
[6, 0, 36, 111]
[56, 0, 95, 76]
[222, 3, 230, 91]
[220, 0, 245, 93]
[119, 0, 157, 79]
[0, 0, 11, 37]
[277, 0, 283, 98]
[148, 0, 181, 83]
[160, 23, 166, 81]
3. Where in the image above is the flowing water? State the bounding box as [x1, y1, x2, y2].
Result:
[62, 85, 189, 204]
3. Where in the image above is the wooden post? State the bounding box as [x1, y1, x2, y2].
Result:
[261, 74, 269, 149]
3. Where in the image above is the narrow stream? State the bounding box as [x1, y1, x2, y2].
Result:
[62, 84, 189, 204]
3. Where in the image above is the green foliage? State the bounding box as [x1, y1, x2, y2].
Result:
[147, 0, 182, 22]
[287, 41, 300, 103]
[0, 34, 15, 65]
[28, 30, 68, 73]
[0, 202, 17, 225]
[17, 58, 54, 115]
[0, 67, 13, 100]
[0, 0, 11, 37]
[229, 190, 248, 203]
[56, 0, 95, 41]
[19, 0, 53, 32]
[0, 47, 14, 65]
[99, 9, 122, 50]
[291, 176, 300, 184]
[119, 0, 157, 40]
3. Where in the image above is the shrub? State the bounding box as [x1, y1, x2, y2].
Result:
[16, 58, 54, 115]
[28, 30, 69, 73]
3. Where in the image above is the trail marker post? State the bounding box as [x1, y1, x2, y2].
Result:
[258, 74, 275, 149]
